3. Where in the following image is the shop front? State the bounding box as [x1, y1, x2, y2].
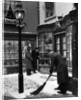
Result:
[4, 23, 37, 74]
[37, 23, 55, 73]
[3, 1, 39, 75]
[37, 20, 72, 74]
[37, 7, 78, 95]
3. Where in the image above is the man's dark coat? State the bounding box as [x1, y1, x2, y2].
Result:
[50, 53, 68, 84]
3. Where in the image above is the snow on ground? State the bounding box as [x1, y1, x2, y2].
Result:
[3, 73, 40, 99]
[3, 71, 74, 99]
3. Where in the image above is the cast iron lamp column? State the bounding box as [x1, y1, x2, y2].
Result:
[14, 2, 25, 93]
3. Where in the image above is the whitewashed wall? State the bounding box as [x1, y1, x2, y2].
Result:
[39, 2, 45, 25]
[39, 2, 74, 25]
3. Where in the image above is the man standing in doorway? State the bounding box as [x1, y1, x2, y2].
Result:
[32, 47, 39, 73]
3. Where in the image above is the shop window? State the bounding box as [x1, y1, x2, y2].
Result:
[45, 2, 54, 18]
[66, 32, 72, 68]
[55, 37, 60, 54]
[4, 40, 26, 67]
[54, 31, 72, 70]
[4, 40, 18, 67]
[62, 37, 66, 57]
[54, 34, 67, 57]
[38, 32, 53, 66]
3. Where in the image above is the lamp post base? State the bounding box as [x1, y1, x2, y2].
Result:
[18, 74, 24, 93]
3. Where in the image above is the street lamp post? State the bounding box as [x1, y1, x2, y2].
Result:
[14, 2, 25, 93]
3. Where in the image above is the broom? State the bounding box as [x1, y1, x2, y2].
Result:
[30, 74, 51, 95]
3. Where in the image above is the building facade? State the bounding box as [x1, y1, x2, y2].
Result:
[37, 2, 78, 95]
[3, 0, 39, 74]
[37, 2, 74, 73]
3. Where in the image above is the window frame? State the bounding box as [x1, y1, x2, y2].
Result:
[45, 2, 55, 18]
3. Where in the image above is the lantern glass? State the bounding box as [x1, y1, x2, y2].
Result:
[15, 10, 24, 20]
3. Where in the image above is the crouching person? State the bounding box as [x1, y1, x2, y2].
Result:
[49, 52, 69, 94]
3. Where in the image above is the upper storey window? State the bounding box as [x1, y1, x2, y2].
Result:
[45, 2, 54, 18]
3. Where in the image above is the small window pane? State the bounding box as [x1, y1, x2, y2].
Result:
[66, 35, 70, 43]
[56, 38, 60, 43]
[63, 51, 66, 57]
[62, 37, 66, 43]
[6, 53, 10, 59]
[13, 41, 18, 52]
[63, 44, 66, 50]
[66, 52, 70, 59]
[57, 50, 60, 54]
[66, 60, 70, 67]
[14, 53, 18, 59]
[56, 44, 60, 50]
[4, 52, 6, 59]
